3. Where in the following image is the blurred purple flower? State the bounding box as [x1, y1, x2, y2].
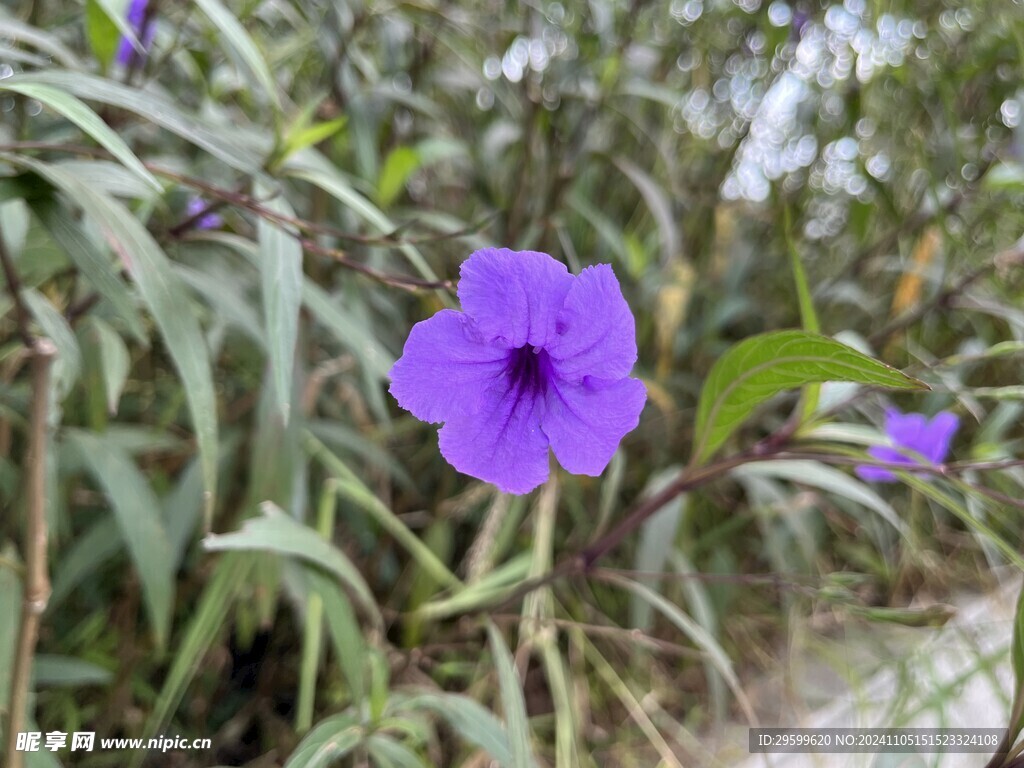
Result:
[116, 0, 155, 67]
[855, 409, 959, 483]
[389, 248, 647, 494]
[186, 197, 223, 230]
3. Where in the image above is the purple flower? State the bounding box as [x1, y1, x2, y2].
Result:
[855, 408, 959, 483]
[185, 196, 223, 230]
[116, 0, 155, 67]
[389, 248, 647, 494]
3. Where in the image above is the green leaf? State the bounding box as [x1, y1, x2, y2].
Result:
[0, 544, 21, 705]
[784, 205, 821, 421]
[192, 0, 280, 108]
[1010, 584, 1024, 741]
[13, 156, 220, 522]
[0, 82, 160, 192]
[22, 288, 81, 400]
[304, 567, 366, 702]
[600, 572, 757, 725]
[302, 281, 394, 379]
[30, 195, 147, 342]
[136, 554, 253, 763]
[48, 515, 120, 611]
[612, 156, 679, 263]
[0, 17, 84, 69]
[377, 146, 421, 208]
[486, 623, 538, 768]
[33, 655, 112, 687]
[282, 117, 347, 160]
[5, 71, 266, 175]
[66, 430, 175, 647]
[83, 317, 130, 414]
[365, 735, 423, 768]
[692, 330, 926, 463]
[285, 713, 362, 768]
[84, 0, 120, 69]
[304, 433, 462, 590]
[631, 468, 688, 631]
[284, 155, 440, 284]
[202, 503, 382, 626]
[1014, 585, 1024, 689]
[732, 461, 907, 534]
[393, 692, 515, 765]
[255, 182, 303, 422]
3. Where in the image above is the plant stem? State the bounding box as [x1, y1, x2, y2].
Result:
[295, 481, 339, 734]
[4, 338, 56, 768]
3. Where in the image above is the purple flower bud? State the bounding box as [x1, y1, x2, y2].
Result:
[389, 248, 647, 494]
[185, 196, 223, 230]
[116, 0, 155, 67]
[856, 408, 959, 483]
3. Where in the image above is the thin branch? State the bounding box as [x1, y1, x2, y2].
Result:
[294, 237, 453, 291]
[0, 142, 479, 291]
[0, 142, 492, 246]
[4, 338, 56, 768]
[483, 446, 1024, 613]
[0, 223, 33, 348]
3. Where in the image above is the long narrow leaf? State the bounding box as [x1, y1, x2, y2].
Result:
[256, 181, 303, 421]
[12, 155, 220, 521]
[0, 81, 160, 191]
[65, 430, 174, 646]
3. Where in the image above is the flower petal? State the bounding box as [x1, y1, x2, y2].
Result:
[458, 248, 573, 349]
[884, 409, 928, 452]
[438, 383, 549, 494]
[546, 264, 638, 381]
[389, 309, 510, 423]
[855, 445, 913, 482]
[541, 375, 646, 476]
[921, 411, 959, 464]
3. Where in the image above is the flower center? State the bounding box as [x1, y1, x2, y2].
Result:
[507, 345, 550, 395]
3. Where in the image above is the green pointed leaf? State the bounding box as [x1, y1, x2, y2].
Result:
[394, 692, 515, 765]
[732, 460, 906, 534]
[284, 155, 439, 283]
[303, 567, 366, 701]
[12, 155, 219, 519]
[192, 0, 280, 108]
[784, 206, 821, 421]
[136, 554, 253, 761]
[22, 287, 81, 399]
[283, 117, 347, 159]
[693, 330, 926, 463]
[33, 655, 112, 687]
[0, 544, 21, 705]
[30, 195, 147, 342]
[377, 146, 421, 208]
[48, 515, 120, 611]
[203, 504, 381, 625]
[84, 0, 120, 69]
[365, 735, 422, 768]
[5, 71, 266, 174]
[285, 713, 363, 768]
[66, 430, 175, 646]
[85, 317, 130, 414]
[0, 82, 160, 192]
[255, 182, 303, 422]
[0, 17, 84, 69]
[1014, 586, 1024, 688]
[486, 623, 538, 768]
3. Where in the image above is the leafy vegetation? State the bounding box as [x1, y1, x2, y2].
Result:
[2, 0, 1024, 766]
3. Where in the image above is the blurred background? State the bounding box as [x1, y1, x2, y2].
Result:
[2, 0, 1024, 765]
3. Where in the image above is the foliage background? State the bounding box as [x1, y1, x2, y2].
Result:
[2, 0, 1024, 766]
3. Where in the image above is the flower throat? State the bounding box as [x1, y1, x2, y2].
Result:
[508, 346, 550, 394]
